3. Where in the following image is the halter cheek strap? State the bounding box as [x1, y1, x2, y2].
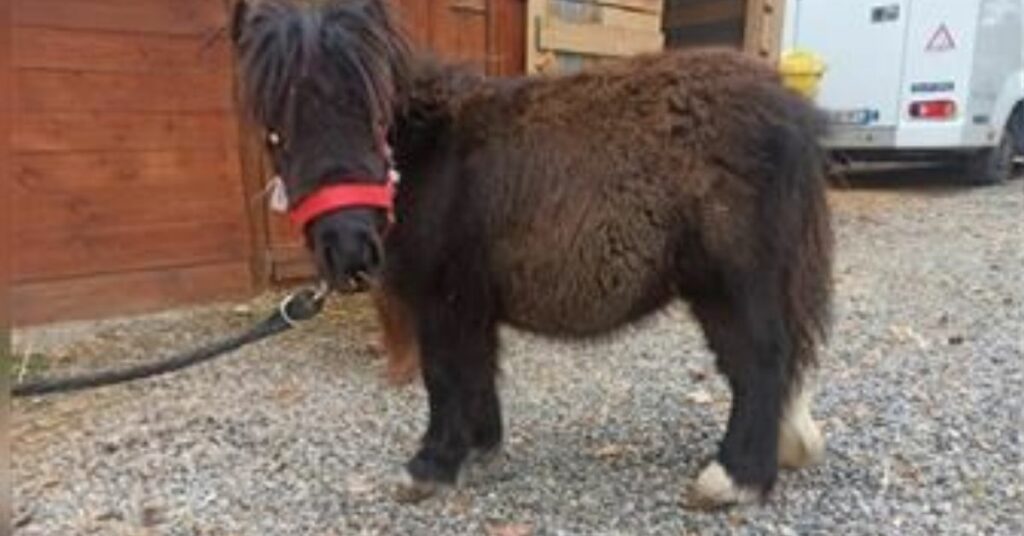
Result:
[288, 179, 396, 230]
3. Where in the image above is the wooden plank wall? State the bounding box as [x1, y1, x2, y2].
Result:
[0, 0, 9, 520]
[527, 0, 664, 74]
[2, 0, 12, 402]
[2, 0, 11, 335]
[395, 0, 525, 74]
[490, 0, 527, 76]
[11, 0, 253, 325]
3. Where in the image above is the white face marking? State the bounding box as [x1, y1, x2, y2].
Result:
[268, 131, 281, 146]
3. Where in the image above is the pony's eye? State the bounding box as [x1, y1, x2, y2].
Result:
[268, 131, 282, 146]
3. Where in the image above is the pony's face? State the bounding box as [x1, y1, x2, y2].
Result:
[231, 0, 407, 288]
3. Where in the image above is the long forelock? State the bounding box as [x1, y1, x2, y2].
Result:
[237, 0, 410, 131]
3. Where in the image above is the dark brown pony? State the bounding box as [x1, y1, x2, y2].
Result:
[231, 0, 834, 508]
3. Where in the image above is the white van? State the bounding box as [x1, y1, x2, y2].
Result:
[782, 0, 1024, 184]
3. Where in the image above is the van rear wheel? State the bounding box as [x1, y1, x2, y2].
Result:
[966, 113, 1022, 186]
[965, 130, 1016, 186]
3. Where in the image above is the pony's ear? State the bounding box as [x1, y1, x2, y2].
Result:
[229, 0, 249, 46]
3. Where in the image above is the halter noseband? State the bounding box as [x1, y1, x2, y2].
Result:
[284, 137, 398, 231]
[288, 177, 396, 230]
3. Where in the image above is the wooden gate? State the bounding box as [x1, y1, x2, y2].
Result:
[256, 0, 526, 283]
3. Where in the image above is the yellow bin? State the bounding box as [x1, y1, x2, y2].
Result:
[779, 49, 826, 99]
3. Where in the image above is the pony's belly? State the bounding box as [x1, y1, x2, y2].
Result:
[496, 268, 672, 337]
[487, 186, 679, 336]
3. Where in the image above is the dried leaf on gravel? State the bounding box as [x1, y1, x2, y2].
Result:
[486, 522, 533, 536]
[592, 443, 628, 459]
[345, 474, 376, 496]
[271, 384, 307, 406]
[14, 509, 34, 528]
[889, 325, 931, 349]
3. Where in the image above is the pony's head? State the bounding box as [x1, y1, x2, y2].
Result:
[231, 0, 409, 287]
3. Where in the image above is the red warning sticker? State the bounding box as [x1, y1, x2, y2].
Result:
[926, 24, 956, 52]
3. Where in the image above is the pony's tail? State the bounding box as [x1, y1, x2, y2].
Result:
[764, 91, 835, 382]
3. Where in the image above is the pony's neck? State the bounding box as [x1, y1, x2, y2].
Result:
[390, 55, 487, 172]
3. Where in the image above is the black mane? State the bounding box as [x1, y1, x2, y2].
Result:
[233, 0, 410, 131]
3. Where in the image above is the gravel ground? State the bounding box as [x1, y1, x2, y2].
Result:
[12, 169, 1023, 535]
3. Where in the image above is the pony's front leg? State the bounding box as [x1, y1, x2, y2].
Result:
[395, 297, 501, 502]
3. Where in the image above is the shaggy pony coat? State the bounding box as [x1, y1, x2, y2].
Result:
[232, 0, 833, 507]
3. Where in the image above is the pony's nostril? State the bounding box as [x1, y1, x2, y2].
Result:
[307, 210, 382, 283]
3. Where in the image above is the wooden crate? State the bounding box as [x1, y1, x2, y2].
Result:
[663, 0, 785, 62]
[527, 0, 665, 74]
[742, 0, 785, 61]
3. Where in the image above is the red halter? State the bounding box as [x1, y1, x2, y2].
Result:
[286, 136, 398, 230]
[288, 178, 395, 230]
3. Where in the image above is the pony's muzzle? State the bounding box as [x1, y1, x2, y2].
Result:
[306, 208, 384, 290]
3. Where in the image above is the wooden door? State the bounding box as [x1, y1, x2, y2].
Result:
[260, 0, 526, 283]
[11, 0, 255, 324]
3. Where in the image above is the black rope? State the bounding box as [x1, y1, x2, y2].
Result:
[12, 287, 327, 398]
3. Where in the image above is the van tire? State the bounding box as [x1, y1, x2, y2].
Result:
[966, 117, 1020, 186]
[962, 110, 1019, 185]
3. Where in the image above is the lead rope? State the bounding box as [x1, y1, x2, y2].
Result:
[12, 282, 330, 398]
[17, 133, 403, 398]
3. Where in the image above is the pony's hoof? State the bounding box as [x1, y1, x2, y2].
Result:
[778, 419, 824, 469]
[689, 462, 760, 509]
[467, 445, 504, 467]
[778, 394, 825, 469]
[390, 470, 449, 504]
[459, 445, 506, 484]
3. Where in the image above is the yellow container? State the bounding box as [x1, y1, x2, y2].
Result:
[779, 49, 826, 99]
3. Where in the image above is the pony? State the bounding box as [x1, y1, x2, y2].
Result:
[230, 0, 834, 508]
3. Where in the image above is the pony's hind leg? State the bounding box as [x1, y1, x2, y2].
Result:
[394, 294, 502, 502]
[687, 283, 796, 508]
[778, 380, 825, 469]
